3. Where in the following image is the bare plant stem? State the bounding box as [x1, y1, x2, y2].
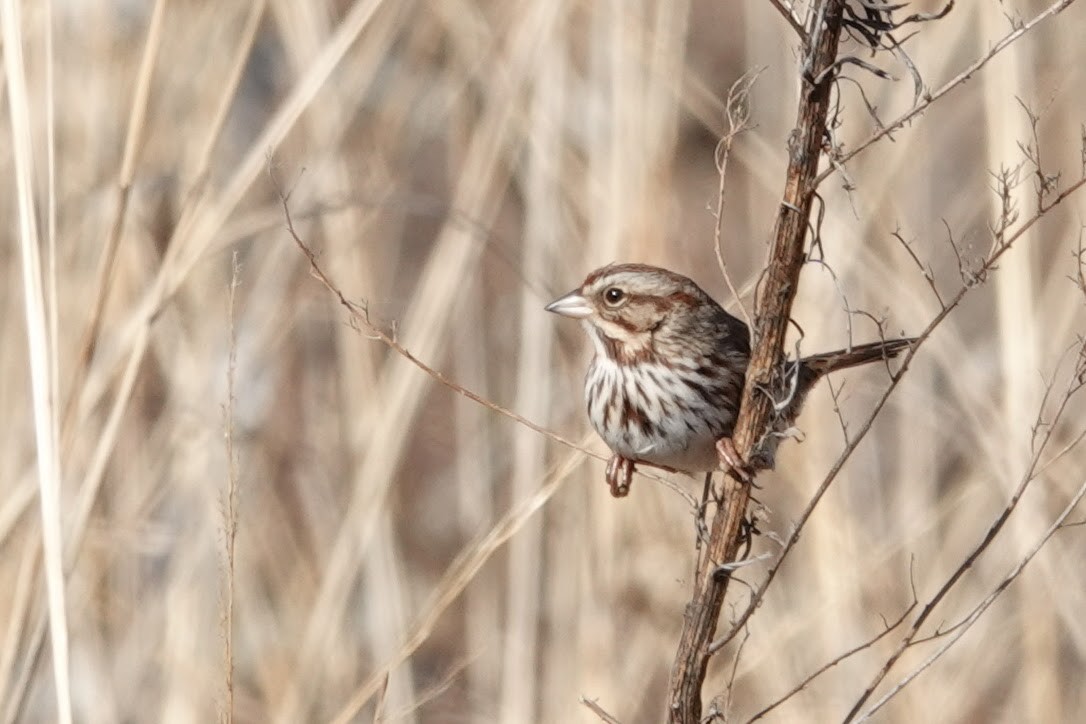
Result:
[220, 253, 241, 724]
[666, 2, 847, 721]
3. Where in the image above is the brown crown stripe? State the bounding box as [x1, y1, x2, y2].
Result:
[583, 262, 691, 288]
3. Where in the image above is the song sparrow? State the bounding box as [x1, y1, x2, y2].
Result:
[546, 263, 914, 497]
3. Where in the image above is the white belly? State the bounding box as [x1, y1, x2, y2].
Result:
[584, 356, 733, 474]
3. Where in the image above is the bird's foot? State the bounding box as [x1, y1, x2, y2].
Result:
[715, 437, 754, 483]
[605, 455, 635, 497]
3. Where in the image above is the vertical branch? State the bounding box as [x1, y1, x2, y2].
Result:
[666, 2, 847, 721]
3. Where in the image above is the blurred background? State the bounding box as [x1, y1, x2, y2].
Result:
[2, 0, 1086, 721]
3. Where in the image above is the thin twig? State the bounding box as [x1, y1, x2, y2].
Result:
[713, 69, 762, 327]
[843, 338, 1086, 722]
[272, 170, 701, 511]
[890, 229, 943, 307]
[857, 395, 1086, 721]
[711, 172, 1086, 654]
[580, 697, 624, 724]
[818, 0, 1080, 187]
[746, 600, 916, 722]
[278, 175, 594, 462]
[722, 626, 752, 718]
[1, 0, 72, 719]
[768, 0, 807, 39]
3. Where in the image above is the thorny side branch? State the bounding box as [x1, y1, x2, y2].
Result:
[849, 335, 1086, 722]
[855, 349, 1086, 720]
[843, 244, 1086, 720]
[711, 171, 1086, 660]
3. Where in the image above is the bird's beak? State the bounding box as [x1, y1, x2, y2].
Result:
[545, 290, 593, 319]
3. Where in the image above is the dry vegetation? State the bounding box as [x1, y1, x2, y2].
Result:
[3, 0, 1086, 722]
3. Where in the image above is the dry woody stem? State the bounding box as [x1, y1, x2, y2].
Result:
[667, 2, 848, 721]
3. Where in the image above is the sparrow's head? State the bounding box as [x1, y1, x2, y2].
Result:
[545, 263, 719, 361]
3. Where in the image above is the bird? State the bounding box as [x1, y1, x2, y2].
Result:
[545, 263, 914, 497]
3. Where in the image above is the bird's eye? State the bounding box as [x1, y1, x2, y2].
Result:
[603, 287, 625, 306]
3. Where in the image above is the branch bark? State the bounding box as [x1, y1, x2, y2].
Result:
[666, 3, 847, 721]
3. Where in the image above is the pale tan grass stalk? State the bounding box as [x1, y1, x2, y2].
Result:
[330, 452, 584, 724]
[379, 655, 474, 723]
[1, 0, 71, 720]
[589, 0, 644, 263]
[1, 615, 48, 724]
[0, 541, 40, 721]
[193, 0, 268, 180]
[497, 15, 564, 720]
[362, 515, 418, 724]
[62, 0, 283, 572]
[275, 4, 561, 720]
[67, 0, 387, 465]
[269, 0, 419, 717]
[978, 6, 1057, 719]
[62, 0, 388, 585]
[44, 0, 58, 462]
[454, 285, 501, 722]
[0, 480, 36, 551]
[9, 1, 384, 715]
[980, 6, 1041, 465]
[60, 0, 166, 450]
[646, 0, 690, 155]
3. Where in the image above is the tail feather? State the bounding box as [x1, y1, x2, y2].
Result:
[748, 337, 915, 470]
[799, 337, 916, 378]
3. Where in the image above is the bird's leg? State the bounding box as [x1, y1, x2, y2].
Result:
[715, 437, 753, 483]
[605, 454, 635, 497]
[695, 472, 714, 545]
